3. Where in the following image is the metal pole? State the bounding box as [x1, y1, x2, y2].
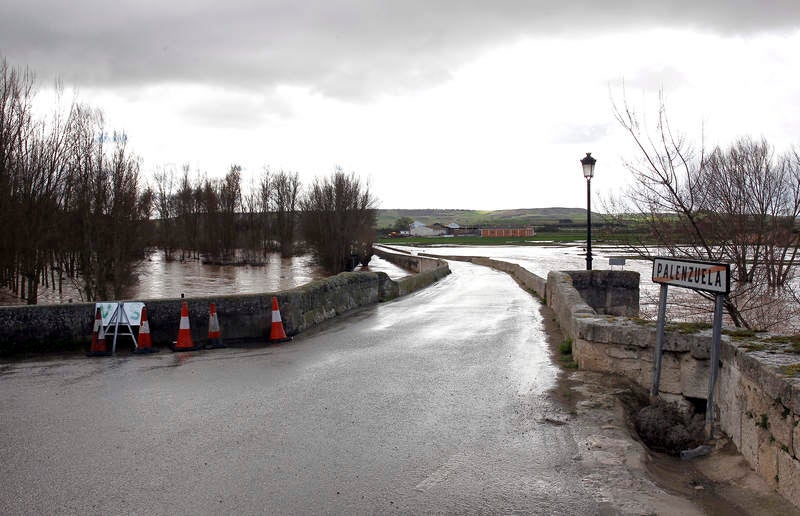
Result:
[112, 302, 121, 355]
[705, 294, 724, 440]
[586, 177, 592, 271]
[650, 284, 669, 403]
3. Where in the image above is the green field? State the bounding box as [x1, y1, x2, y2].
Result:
[377, 232, 585, 246]
[376, 207, 590, 229]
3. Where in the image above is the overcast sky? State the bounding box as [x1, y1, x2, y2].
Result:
[2, 1, 799, 209]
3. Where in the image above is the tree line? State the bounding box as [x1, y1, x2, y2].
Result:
[0, 57, 377, 305]
[151, 164, 376, 271]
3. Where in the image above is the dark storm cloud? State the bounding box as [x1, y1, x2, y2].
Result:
[1, 0, 798, 99]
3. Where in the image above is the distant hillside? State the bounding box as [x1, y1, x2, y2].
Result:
[376, 208, 591, 229]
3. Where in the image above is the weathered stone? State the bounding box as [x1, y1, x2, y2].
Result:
[679, 352, 710, 399]
[658, 352, 683, 395]
[793, 419, 800, 460]
[778, 450, 800, 507]
[769, 401, 794, 453]
[758, 427, 780, 489]
[566, 270, 640, 317]
[717, 359, 743, 449]
[741, 411, 760, 470]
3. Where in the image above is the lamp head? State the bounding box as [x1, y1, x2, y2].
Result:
[581, 152, 596, 179]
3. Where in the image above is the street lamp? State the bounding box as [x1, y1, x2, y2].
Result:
[580, 152, 596, 271]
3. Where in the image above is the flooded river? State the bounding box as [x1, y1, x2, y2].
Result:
[0, 251, 410, 306]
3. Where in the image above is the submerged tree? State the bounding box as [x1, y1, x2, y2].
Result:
[608, 94, 800, 329]
[0, 56, 152, 303]
[272, 170, 301, 258]
[300, 168, 377, 273]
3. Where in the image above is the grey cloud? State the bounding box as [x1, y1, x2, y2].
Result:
[1, 0, 798, 100]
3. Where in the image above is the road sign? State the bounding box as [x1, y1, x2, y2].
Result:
[650, 256, 730, 445]
[652, 257, 730, 294]
[96, 302, 144, 327]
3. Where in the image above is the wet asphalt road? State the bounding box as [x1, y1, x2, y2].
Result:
[3, 261, 659, 514]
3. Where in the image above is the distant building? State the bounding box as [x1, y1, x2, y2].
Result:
[410, 221, 444, 237]
[480, 227, 535, 237]
[445, 223, 480, 236]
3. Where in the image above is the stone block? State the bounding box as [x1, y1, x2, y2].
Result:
[744, 376, 772, 424]
[658, 352, 683, 395]
[717, 360, 743, 449]
[768, 402, 794, 453]
[741, 411, 760, 469]
[566, 270, 640, 317]
[679, 353, 710, 399]
[778, 450, 800, 508]
[606, 345, 641, 361]
[793, 420, 800, 460]
[758, 428, 779, 489]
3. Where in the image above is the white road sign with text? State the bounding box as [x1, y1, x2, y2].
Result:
[652, 257, 730, 294]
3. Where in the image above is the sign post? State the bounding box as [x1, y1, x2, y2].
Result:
[650, 257, 730, 441]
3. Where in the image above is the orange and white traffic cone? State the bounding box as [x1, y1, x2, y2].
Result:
[171, 301, 200, 351]
[205, 303, 225, 349]
[269, 296, 292, 343]
[133, 306, 159, 354]
[87, 307, 111, 357]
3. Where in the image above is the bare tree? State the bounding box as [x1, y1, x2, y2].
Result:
[300, 168, 377, 273]
[609, 94, 800, 329]
[153, 166, 176, 260]
[272, 170, 300, 257]
[217, 165, 242, 261]
[257, 167, 272, 257]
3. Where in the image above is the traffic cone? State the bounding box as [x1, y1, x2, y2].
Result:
[205, 303, 225, 349]
[171, 301, 201, 351]
[133, 306, 159, 354]
[87, 307, 111, 357]
[269, 296, 292, 343]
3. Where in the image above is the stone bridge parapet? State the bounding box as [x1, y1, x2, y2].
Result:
[0, 250, 449, 356]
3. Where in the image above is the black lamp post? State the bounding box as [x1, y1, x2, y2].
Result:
[580, 152, 596, 271]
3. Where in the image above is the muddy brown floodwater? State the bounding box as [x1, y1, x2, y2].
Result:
[0, 251, 410, 306]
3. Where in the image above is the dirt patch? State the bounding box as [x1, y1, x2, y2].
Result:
[635, 399, 705, 455]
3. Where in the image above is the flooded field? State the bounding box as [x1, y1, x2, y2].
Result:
[0, 251, 410, 306]
[5, 243, 794, 331]
[395, 243, 713, 322]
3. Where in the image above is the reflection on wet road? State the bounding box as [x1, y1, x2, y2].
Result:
[1, 260, 683, 513]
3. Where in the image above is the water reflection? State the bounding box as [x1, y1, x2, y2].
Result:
[399, 244, 706, 321]
[1, 251, 410, 305]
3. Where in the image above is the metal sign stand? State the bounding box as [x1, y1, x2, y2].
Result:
[649, 257, 730, 455]
[105, 302, 138, 354]
[705, 294, 724, 440]
[650, 284, 669, 404]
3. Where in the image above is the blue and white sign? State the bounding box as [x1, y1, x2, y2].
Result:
[95, 302, 145, 327]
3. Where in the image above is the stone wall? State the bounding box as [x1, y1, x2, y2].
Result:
[545, 268, 800, 507]
[566, 270, 640, 317]
[0, 253, 449, 356]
